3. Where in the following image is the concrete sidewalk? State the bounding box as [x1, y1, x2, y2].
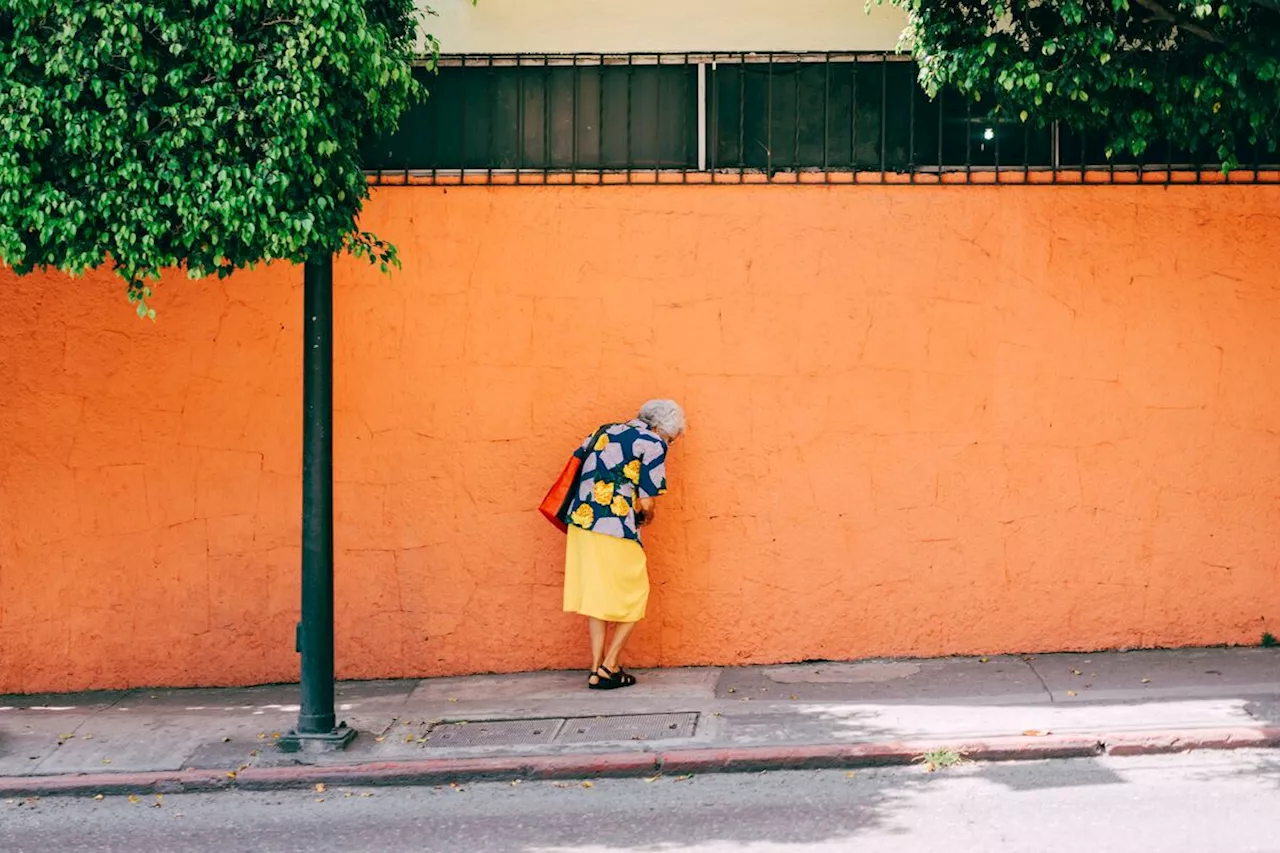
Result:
[2, 647, 1278, 797]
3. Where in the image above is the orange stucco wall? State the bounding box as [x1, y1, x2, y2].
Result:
[2, 186, 1279, 693]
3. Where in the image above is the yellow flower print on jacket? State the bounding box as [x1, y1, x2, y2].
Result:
[593, 480, 615, 506]
[610, 495, 631, 517]
[571, 503, 595, 529]
[594, 433, 610, 452]
[623, 459, 641, 484]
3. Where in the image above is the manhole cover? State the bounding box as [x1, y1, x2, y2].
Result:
[423, 718, 563, 748]
[559, 712, 699, 744]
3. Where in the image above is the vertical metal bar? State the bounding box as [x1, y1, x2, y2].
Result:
[964, 97, 972, 183]
[571, 55, 579, 183]
[294, 255, 344, 745]
[459, 55, 467, 182]
[822, 53, 830, 182]
[598, 55, 606, 181]
[543, 55, 551, 176]
[738, 54, 746, 180]
[655, 55, 663, 182]
[698, 60, 708, 172]
[766, 53, 774, 180]
[681, 52, 690, 181]
[487, 60, 495, 184]
[937, 88, 944, 171]
[879, 54, 887, 180]
[908, 63, 916, 183]
[516, 57, 524, 184]
[1022, 121, 1030, 182]
[710, 58, 719, 181]
[430, 64, 439, 182]
[627, 54, 634, 183]
[1051, 121, 1060, 184]
[851, 59, 859, 171]
[793, 55, 802, 179]
[993, 109, 1001, 183]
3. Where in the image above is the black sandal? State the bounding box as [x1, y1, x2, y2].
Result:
[588, 665, 637, 690]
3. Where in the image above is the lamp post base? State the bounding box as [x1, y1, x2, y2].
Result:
[276, 722, 357, 754]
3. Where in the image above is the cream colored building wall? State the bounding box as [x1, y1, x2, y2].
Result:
[419, 0, 907, 54]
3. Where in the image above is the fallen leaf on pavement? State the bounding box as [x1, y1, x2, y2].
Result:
[59, 733, 75, 740]
[727, 688, 736, 694]
[271, 733, 281, 739]
[360, 792, 374, 798]
[314, 783, 326, 793]
[249, 750, 260, 757]
[1141, 678, 1150, 683]
[674, 775, 693, 782]
[1071, 669, 1082, 676]
[1066, 690, 1077, 697]
[127, 795, 140, 805]
[979, 657, 989, 663]
[404, 735, 416, 743]
[846, 771, 857, 779]
[222, 738, 232, 744]
[1022, 730, 1047, 737]
[374, 736, 385, 743]
[226, 771, 237, 779]
[314, 798, 325, 803]
[643, 775, 661, 783]
[101, 758, 111, 765]
[789, 694, 799, 701]
[257, 733, 267, 740]
[93, 794, 104, 801]
[510, 780, 521, 787]
[581, 781, 594, 789]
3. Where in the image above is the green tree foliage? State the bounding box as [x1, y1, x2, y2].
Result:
[0, 1, 429, 317]
[885, 0, 1280, 168]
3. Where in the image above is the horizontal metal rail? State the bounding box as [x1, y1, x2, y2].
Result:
[367, 52, 1280, 187]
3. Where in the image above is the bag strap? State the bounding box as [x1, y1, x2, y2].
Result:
[577, 424, 610, 457]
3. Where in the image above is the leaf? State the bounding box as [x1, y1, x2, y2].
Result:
[314, 783, 326, 793]
[222, 738, 232, 744]
[1141, 678, 1150, 683]
[1066, 690, 1077, 697]
[1022, 729, 1047, 737]
[127, 795, 140, 805]
[93, 794, 104, 801]
[581, 781, 594, 789]
[101, 758, 112, 765]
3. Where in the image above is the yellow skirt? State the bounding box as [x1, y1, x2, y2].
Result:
[563, 526, 649, 623]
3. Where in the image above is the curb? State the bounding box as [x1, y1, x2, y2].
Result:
[4, 727, 1278, 798]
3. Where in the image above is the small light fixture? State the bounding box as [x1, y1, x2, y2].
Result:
[983, 128, 996, 141]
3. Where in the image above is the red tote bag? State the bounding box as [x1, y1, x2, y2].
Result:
[539, 426, 607, 533]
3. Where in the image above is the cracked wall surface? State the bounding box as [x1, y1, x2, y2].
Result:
[1, 186, 1279, 692]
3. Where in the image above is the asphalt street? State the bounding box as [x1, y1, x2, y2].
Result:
[5, 751, 1280, 852]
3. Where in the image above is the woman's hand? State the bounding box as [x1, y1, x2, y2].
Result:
[636, 497, 656, 526]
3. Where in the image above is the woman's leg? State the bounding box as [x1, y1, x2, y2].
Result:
[602, 620, 638, 671]
[588, 617, 608, 684]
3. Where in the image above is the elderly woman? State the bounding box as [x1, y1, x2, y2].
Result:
[563, 399, 686, 690]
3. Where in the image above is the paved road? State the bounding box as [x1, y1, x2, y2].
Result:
[6, 751, 1280, 852]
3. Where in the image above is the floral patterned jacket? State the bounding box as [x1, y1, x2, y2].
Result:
[566, 419, 668, 545]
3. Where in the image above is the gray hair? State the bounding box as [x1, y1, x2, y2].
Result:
[638, 399, 686, 438]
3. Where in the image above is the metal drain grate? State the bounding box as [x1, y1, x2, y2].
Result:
[422, 718, 563, 748]
[558, 712, 699, 744]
